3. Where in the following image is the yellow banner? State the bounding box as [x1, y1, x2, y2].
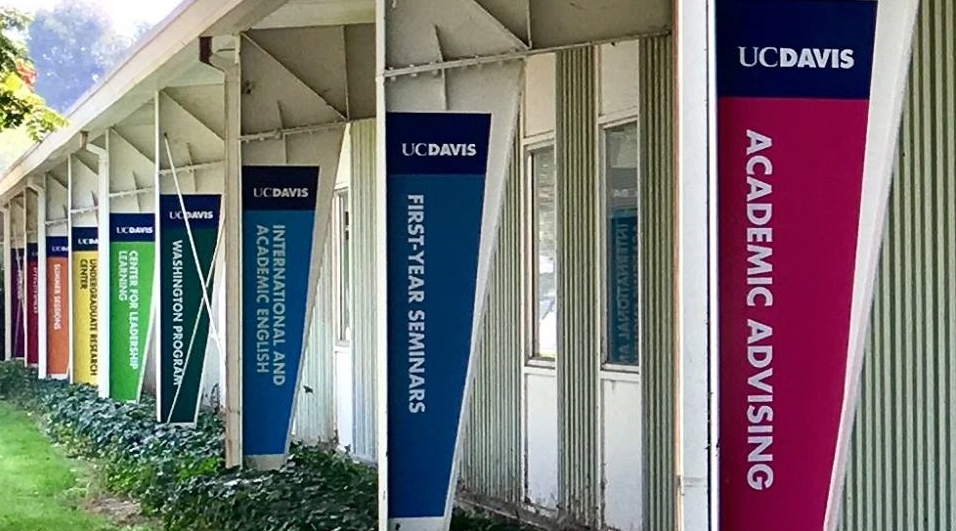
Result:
[72, 252, 99, 385]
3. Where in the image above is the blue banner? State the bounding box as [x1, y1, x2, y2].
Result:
[386, 112, 491, 521]
[241, 166, 320, 462]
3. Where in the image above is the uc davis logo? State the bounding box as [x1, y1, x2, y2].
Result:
[738, 47, 855, 69]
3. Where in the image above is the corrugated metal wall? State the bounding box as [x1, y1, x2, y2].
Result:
[556, 47, 602, 527]
[294, 237, 336, 443]
[350, 119, 378, 461]
[639, 35, 675, 531]
[461, 39, 676, 529]
[838, 0, 955, 529]
[460, 133, 524, 506]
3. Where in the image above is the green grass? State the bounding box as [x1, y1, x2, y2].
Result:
[0, 401, 122, 531]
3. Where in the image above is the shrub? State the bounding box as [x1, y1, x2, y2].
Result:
[0, 362, 529, 531]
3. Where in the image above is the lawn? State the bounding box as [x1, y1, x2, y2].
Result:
[0, 401, 122, 531]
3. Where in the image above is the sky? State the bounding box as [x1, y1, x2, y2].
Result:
[1, 0, 183, 36]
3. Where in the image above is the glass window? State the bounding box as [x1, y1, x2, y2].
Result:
[334, 190, 350, 344]
[531, 147, 558, 359]
[604, 123, 640, 366]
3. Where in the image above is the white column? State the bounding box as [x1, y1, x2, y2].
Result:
[152, 94, 163, 420]
[221, 46, 244, 469]
[29, 181, 49, 378]
[2, 206, 10, 362]
[87, 141, 111, 398]
[676, 0, 715, 528]
[67, 157, 75, 382]
[20, 195, 27, 368]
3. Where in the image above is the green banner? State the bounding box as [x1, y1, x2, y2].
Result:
[159, 195, 221, 424]
[109, 214, 156, 402]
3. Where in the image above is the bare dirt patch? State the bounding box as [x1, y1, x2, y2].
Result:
[83, 495, 150, 528]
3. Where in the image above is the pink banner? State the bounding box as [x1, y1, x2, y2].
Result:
[717, 1, 877, 530]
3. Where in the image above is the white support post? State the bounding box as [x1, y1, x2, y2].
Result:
[20, 195, 28, 368]
[676, 0, 715, 528]
[153, 93, 162, 420]
[2, 206, 10, 362]
[88, 141, 111, 398]
[29, 181, 49, 378]
[67, 157, 75, 383]
[219, 43, 244, 469]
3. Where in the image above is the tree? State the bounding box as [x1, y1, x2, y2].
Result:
[27, 0, 131, 113]
[0, 8, 63, 140]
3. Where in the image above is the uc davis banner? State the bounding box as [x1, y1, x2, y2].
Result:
[386, 112, 490, 527]
[46, 237, 70, 378]
[110, 214, 155, 402]
[11, 247, 24, 359]
[72, 228, 99, 385]
[717, 2, 877, 530]
[26, 243, 38, 367]
[241, 166, 320, 466]
[159, 195, 221, 424]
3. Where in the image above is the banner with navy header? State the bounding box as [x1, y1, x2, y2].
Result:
[46, 236, 70, 378]
[72, 228, 99, 385]
[241, 166, 321, 466]
[158, 195, 221, 424]
[110, 214, 155, 402]
[386, 112, 490, 526]
[716, 1, 878, 530]
[26, 243, 39, 367]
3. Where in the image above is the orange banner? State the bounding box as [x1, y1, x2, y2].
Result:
[46, 248, 69, 378]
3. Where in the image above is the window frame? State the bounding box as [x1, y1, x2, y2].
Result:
[524, 140, 559, 366]
[331, 187, 351, 347]
[599, 118, 642, 373]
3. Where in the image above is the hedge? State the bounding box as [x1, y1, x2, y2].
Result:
[0, 362, 528, 531]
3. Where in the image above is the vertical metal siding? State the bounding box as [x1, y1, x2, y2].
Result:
[350, 119, 378, 461]
[294, 237, 336, 443]
[460, 132, 524, 505]
[639, 35, 675, 531]
[556, 47, 601, 527]
[838, 0, 955, 528]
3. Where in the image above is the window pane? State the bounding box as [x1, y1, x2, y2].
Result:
[605, 124, 639, 365]
[337, 191, 351, 343]
[533, 147, 557, 359]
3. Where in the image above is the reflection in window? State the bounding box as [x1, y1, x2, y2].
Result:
[532, 147, 557, 359]
[605, 123, 640, 366]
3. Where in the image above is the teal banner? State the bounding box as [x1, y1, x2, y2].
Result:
[158, 195, 221, 424]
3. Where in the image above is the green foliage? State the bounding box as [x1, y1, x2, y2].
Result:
[0, 362, 530, 531]
[27, 0, 132, 112]
[0, 7, 65, 139]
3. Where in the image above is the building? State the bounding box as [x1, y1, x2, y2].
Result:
[0, 0, 948, 530]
